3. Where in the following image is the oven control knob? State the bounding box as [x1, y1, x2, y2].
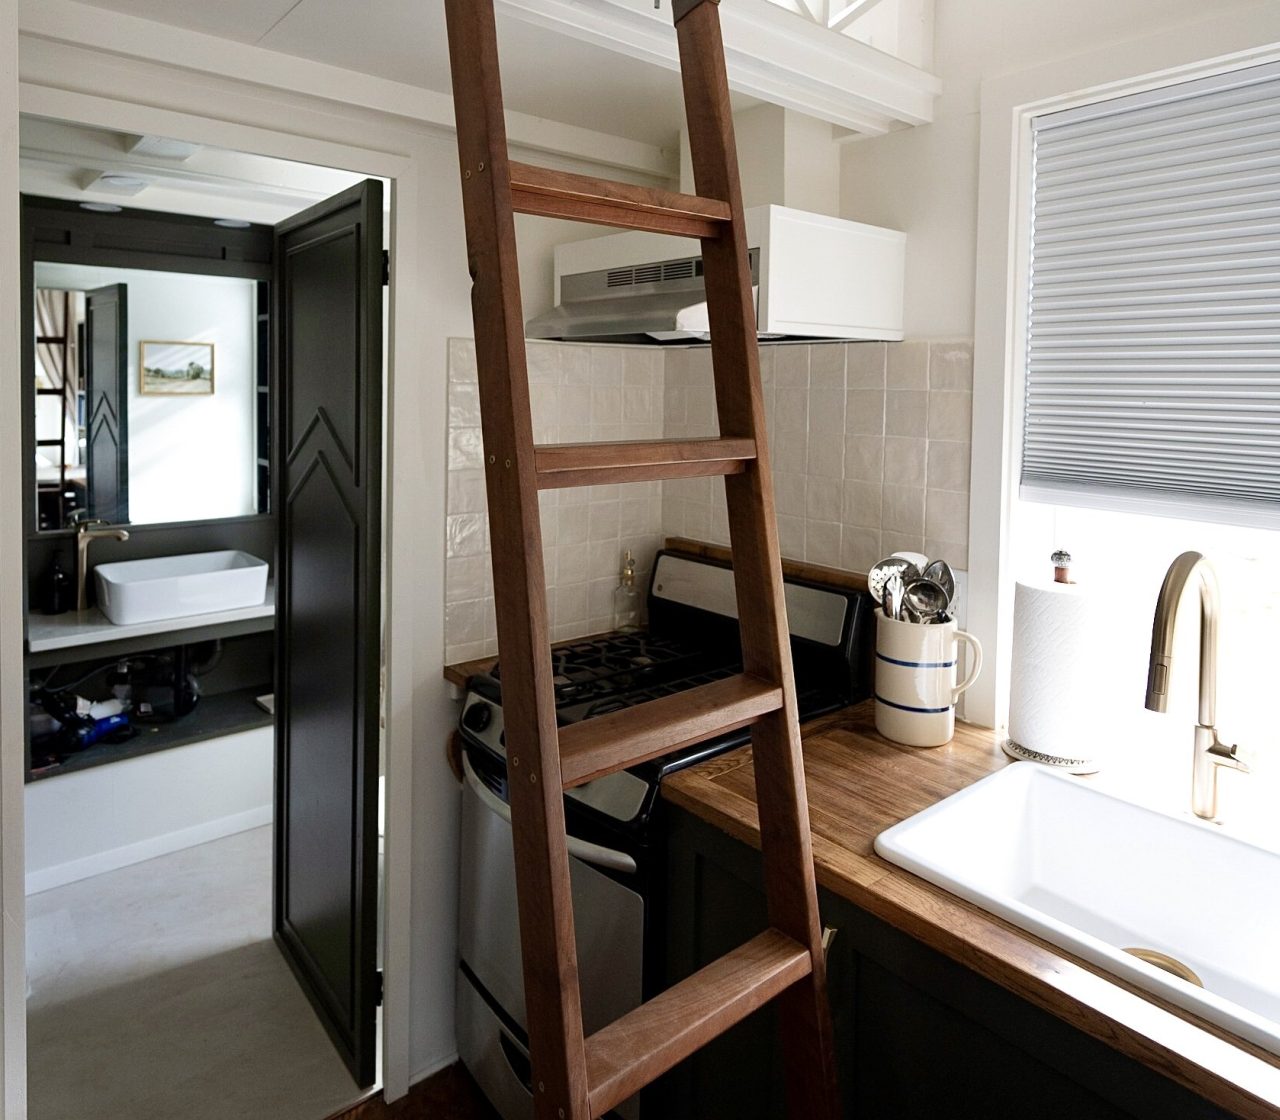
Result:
[463, 700, 493, 733]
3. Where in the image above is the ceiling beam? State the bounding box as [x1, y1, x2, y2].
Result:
[494, 0, 939, 135]
[17, 0, 678, 181]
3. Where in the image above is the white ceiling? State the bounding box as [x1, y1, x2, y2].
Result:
[20, 117, 367, 224]
[76, 0, 753, 148]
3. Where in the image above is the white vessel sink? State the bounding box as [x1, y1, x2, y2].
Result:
[875, 762, 1280, 1056]
[94, 550, 269, 625]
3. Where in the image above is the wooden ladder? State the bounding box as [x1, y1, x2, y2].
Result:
[443, 2, 839, 1117]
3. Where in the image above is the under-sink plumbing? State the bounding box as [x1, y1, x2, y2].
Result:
[1144, 551, 1249, 821]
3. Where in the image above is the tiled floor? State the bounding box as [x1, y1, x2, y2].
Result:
[26, 826, 363, 1120]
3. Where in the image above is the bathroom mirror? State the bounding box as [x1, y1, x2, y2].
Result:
[31, 262, 269, 532]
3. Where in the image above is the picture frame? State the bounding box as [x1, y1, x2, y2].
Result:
[139, 340, 215, 396]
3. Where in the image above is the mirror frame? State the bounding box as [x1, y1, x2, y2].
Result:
[21, 196, 275, 542]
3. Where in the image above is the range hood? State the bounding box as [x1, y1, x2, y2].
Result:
[526, 204, 905, 344]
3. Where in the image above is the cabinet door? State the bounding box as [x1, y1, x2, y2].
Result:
[272, 179, 383, 1089]
[84, 283, 128, 525]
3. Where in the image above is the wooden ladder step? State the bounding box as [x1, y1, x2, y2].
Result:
[558, 673, 782, 789]
[534, 438, 756, 490]
[509, 161, 732, 238]
[584, 930, 813, 1118]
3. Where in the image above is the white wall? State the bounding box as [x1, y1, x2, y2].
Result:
[35, 263, 257, 526]
[839, 0, 1276, 338]
[24, 728, 272, 895]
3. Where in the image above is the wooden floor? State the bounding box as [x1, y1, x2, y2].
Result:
[329, 1064, 501, 1120]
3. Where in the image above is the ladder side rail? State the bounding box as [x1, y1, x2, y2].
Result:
[442, 5, 591, 1118]
[673, 3, 841, 1117]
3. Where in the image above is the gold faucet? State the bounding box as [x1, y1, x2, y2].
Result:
[77, 520, 130, 612]
[1144, 551, 1248, 820]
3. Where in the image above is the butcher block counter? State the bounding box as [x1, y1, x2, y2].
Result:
[661, 700, 1280, 1120]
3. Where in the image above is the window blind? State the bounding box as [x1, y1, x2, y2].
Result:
[1022, 60, 1280, 526]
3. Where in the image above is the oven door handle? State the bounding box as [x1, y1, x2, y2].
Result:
[462, 753, 638, 875]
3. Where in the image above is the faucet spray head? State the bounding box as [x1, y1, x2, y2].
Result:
[1144, 659, 1170, 713]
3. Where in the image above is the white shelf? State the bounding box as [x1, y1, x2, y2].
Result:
[27, 584, 275, 655]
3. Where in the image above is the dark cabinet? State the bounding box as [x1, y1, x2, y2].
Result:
[658, 805, 1239, 1120]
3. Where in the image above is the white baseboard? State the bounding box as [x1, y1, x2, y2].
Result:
[25, 803, 271, 896]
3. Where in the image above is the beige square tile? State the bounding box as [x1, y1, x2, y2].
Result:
[774, 383, 808, 432]
[806, 476, 843, 521]
[684, 500, 711, 541]
[808, 385, 845, 437]
[928, 391, 973, 442]
[526, 341, 559, 384]
[664, 383, 689, 429]
[927, 440, 971, 492]
[882, 530, 925, 556]
[559, 385, 592, 425]
[448, 428, 484, 471]
[448, 381, 481, 429]
[806, 521, 841, 566]
[885, 390, 928, 437]
[845, 389, 885, 436]
[807, 437, 844, 479]
[561, 344, 591, 384]
[555, 583, 589, 626]
[843, 436, 884, 483]
[623, 347, 661, 385]
[773, 471, 807, 518]
[845, 342, 886, 389]
[842, 480, 882, 528]
[589, 502, 620, 542]
[446, 556, 491, 604]
[840, 526, 882, 573]
[556, 542, 590, 585]
[924, 537, 969, 571]
[620, 496, 654, 537]
[883, 437, 927, 489]
[758, 344, 777, 388]
[881, 484, 924, 534]
[445, 598, 487, 644]
[446, 512, 488, 558]
[448, 337, 477, 382]
[809, 343, 845, 385]
[887, 340, 928, 389]
[776, 514, 805, 561]
[558, 505, 589, 546]
[530, 384, 558, 441]
[929, 342, 974, 390]
[623, 386, 653, 426]
[925, 488, 969, 543]
[447, 469, 487, 515]
[591, 385, 622, 424]
[772, 430, 808, 474]
[588, 577, 615, 622]
[774, 344, 809, 392]
[589, 346, 623, 385]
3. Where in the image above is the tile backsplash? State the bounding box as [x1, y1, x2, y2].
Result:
[662, 340, 972, 574]
[445, 338, 973, 662]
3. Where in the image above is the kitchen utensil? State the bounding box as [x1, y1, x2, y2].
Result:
[921, 559, 956, 607]
[903, 577, 950, 623]
[885, 572, 906, 620]
[891, 551, 931, 571]
[868, 556, 921, 605]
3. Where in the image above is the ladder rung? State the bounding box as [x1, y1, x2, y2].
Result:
[535, 438, 755, 490]
[509, 161, 732, 238]
[558, 673, 782, 789]
[584, 930, 812, 1118]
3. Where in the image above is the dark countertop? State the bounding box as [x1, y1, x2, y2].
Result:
[662, 700, 1280, 1120]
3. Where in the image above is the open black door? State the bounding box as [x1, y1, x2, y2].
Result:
[273, 180, 383, 1087]
[85, 283, 128, 524]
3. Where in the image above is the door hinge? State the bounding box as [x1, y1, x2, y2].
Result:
[381, 249, 390, 287]
[375, 969, 384, 1007]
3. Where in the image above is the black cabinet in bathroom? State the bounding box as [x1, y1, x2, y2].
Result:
[655, 805, 1240, 1120]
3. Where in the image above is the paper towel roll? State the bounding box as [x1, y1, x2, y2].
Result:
[1006, 580, 1103, 772]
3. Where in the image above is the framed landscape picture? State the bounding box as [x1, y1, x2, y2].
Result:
[139, 340, 215, 396]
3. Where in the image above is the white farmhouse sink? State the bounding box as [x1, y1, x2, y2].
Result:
[94, 550, 269, 625]
[875, 762, 1280, 1056]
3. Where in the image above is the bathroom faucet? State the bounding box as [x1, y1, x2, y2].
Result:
[1144, 551, 1248, 820]
[77, 520, 129, 612]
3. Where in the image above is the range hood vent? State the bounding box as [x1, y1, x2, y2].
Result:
[526, 205, 906, 345]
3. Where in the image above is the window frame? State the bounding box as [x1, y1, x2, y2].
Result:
[967, 15, 1280, 731]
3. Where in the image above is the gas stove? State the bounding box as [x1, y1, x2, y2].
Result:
[458, 549, 876, 832]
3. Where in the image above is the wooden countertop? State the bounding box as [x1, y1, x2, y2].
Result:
[663, 701, 1280, 1120]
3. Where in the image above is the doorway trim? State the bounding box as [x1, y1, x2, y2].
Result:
[7, 43, 428, 1112]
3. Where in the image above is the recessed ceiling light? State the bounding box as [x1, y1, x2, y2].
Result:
[80, 202, 123, 213]
[81, 170, 152, 196]
[127, 135, 202, 161]
[213, 218, 252, 229]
